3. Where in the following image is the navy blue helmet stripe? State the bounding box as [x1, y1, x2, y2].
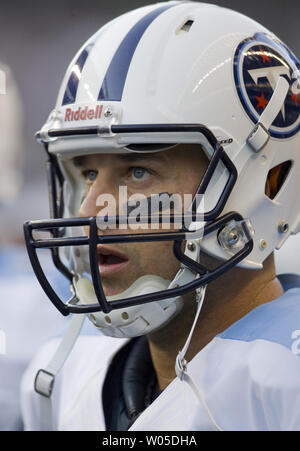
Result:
[62, 44, 93, 106]
[98, 3, 176, 102]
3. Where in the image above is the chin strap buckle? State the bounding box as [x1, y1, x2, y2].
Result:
[247, 122, 270, 153]
[34, 369, 55, 398]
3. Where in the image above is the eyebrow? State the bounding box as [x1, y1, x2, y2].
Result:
[73, 156, 88, 167]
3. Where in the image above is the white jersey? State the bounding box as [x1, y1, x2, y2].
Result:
[21, 288, 300, 431]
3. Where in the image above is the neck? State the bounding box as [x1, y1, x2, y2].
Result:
[147, 253, 284, 390]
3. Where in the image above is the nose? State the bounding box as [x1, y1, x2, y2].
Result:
[79, 180, 102, 218]
[80, 176, 118, 214]
[78, 173, 119, 237]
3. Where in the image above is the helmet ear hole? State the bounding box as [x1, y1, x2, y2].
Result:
[265, 161, 292, 200]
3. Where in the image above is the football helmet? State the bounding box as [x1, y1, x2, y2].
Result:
[24, 1, 300, 338]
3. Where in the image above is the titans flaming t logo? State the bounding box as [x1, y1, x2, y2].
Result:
[234, 32, 300, 139]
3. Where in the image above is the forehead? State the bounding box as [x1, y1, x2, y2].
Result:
[73, 152, 168, 167]
[73, 143, 206, 167]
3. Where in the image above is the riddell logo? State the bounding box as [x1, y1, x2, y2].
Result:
[65, 105, 103, 122]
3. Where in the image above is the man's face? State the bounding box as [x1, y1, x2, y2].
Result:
[77, 144, 208, 297]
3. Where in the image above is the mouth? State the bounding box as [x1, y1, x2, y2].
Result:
[97, 245, 129, 276]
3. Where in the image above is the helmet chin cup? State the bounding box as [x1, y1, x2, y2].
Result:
[75, 274, 184, 338]
[72, 249, 203, 338]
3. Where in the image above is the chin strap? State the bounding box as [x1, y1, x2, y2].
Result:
[34, 314, 86, 431]
[247, 76, 290, 152]
[175, 285, 223, 431]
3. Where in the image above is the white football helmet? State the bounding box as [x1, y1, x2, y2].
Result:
[24, 1, 300, 338]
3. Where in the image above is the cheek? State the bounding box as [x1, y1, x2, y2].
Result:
[166, 175, 203, 212]
[135, 240, 180, 279]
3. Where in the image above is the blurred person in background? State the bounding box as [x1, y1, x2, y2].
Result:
[0, 63, 70, 431]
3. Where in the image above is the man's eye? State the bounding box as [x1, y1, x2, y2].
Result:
[131, 167, 150, 181]
[82, 169, 98, 183]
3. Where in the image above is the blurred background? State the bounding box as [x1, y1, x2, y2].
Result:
[0, 0, 299, 240]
